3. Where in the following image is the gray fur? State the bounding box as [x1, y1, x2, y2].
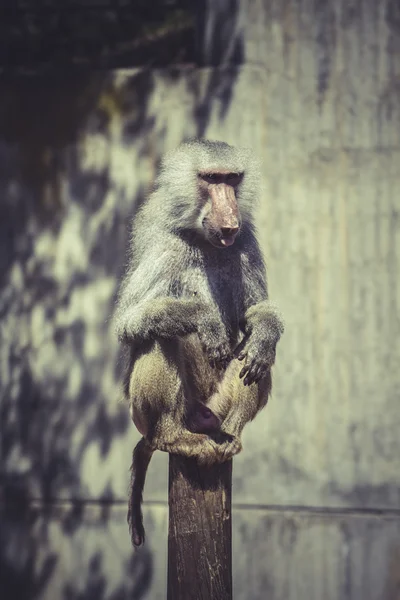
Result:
[113, 139, 284, 546]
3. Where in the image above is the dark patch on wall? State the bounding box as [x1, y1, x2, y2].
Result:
[0, 0, 196, 72]
[315, 0, 337, 108]
[386, 0, 400, 32]
[0, 74, 110, 220]
[0, 504, 153, 600]
[327, 481, 400, 509]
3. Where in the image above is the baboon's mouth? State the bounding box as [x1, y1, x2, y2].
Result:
[220, 234, 237, 247]
[205, 226, 239, 248]
[209, 234, 237, 248]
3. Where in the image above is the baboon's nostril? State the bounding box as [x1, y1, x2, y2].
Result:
[221, 227, 239, 237]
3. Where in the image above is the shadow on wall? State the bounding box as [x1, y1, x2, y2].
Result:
[0, 71, 156, 600]
[0, 4, 243, 598]
[1, 502, 153, 600]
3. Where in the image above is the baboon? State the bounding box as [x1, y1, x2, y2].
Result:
[114, 139, 284, 546]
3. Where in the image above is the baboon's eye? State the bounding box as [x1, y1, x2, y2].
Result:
[227, 172, 243, 185]
[200, 173, 217, 183]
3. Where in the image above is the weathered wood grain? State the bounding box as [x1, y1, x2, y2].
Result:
[167, 456, 232, 600]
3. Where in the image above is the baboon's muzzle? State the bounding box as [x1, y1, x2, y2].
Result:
[208, 183, 240, 247]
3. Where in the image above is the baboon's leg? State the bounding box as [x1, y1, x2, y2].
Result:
[130, 398, 223, 465]
[149, 412, 225, 465]
[205, 360, 272, 462]
[129, 341, 226, 464]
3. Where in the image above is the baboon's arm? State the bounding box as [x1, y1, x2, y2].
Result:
[116, 296, 202, 343]
[236, 242, 284, 385]
[114, 241, 203, 343]
[116, 294, 232, 367]
[114, 241, 231, 364]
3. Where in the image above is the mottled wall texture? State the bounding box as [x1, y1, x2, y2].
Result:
[1, 1, 400, 599]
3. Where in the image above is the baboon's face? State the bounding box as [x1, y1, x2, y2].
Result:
[196, 170, 243, 248]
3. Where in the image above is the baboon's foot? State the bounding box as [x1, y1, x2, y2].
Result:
[214, 434, 243, 463]
[195, 430, 243, 464]
[153, 431, 221, 465]
[194, 436, 227, 466]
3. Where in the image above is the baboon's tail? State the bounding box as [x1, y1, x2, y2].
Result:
[128, 437, 154, 547]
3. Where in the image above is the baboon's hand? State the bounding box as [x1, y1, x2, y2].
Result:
[197, 315, 232, 369]
[235, 326, 277, 386]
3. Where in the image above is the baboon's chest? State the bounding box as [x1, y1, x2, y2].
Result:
[182, 265, 243, 333]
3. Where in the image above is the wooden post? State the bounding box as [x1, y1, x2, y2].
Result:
[167, 455, 233, 600]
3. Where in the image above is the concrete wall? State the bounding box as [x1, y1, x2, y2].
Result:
[1, 1, 399, 599]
